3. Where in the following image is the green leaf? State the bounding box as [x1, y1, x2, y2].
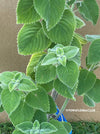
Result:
[78, 0, 99, 25]
[0, 95, 2, 107]
[75, 16, 85, 29]
[18, 22, 51, 55]
[26, 52, 45, 80]
[77, 69, 96, 95]
[83, 95, 95, 107]
[42, 53, 58, 66]
[13, 129, 24, 134]
[0, 71, 15, 84]
[17, 0, 40, 24]
[63, 46, 79, 59]
[40, 81, 54, 93]
[74, 33, 88, 45]
[17, 78, 37, 92]
[33, 110, 47, 123]
[86, 35, 100, 42]
[1, 89, 21, 114]
[50, 119, 67, 134]
[86, 79, 100, 103]
[48, 95, 57, 114]
[40, 122, 57, 134]
[54, 79, 76, 100]
[0, 105, 4, 113]
[9, 101, 35, 126]
[35, 65, 56, 84]
[88, 39, 100, 64]
[33, 120, 40, 130]
[67, 0, 75, 5]
[71, 37, 82, 53]
[26, 86, 50, 112]
[34, 0, 65, 30]
[16, 121, 33, 133]
[62, 122, 72, 133]
[56, 61, 79, 88]
[58, 56, 67, 67]
[42, 9, 76, 45]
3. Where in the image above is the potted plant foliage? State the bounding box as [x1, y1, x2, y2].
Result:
[0, 0, 100, 133]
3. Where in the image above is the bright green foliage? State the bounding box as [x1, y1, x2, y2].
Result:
[17, 0, 40, 24]
[0, 72, 15, 85]
[26, 52, 45, 79]
[35, 65, 56, 84]
[88, 39, 100, 64]
[26, 86, 50, 112]
[56, 61, 79, 88]
[34, 0, 65, 31]
[86, 35, 100, 42]
[77, 69, 96, 95]
[74, 33, 88, 45]
[1, 89, 21, 114]
[42, 53, 58, 66]
[86, 79, 100, 103]
[78, 0, 99, 25]
[50, 119, 68, 134]
[54, 79, 76, 100]
[18, 22, 51, 55]
[40, 81, 54, 93]
[58, 55, 67, 67]
[83, 95, 95, 107]
[67, 0, 75, 5]
[13, 129, 24, 134]
[62, 122, 72, 133]
[75, 16, 85, 29]
[42, 9, 76, 45]
[63, 46, 79, 59]
[71, 37, 82, 53]
[16, 120, 57, 134]
[33, 110, 47, 123]
[9, 100, 35, 126]
[16, 121, 33, 133]
[48, 95, 57, 114]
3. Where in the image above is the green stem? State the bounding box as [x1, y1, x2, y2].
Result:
[51, 89, 58, 101]
[56, 98, 69, 119]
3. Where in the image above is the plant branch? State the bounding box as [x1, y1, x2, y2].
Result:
[55, 98, 69, 119]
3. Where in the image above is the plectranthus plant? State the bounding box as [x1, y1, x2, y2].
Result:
[0, 0, 100, 133]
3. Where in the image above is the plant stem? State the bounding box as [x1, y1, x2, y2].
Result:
[51, 89, 58, 101]
[55, 98, 69, 119]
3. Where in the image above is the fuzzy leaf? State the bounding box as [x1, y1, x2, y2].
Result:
[56, 61, 79, 88]
[42, 9, 76, 45]
[50, 120, 68, 134]
[17, 0, 40, 24]
[34, 0, 65, 30]
[62, 122, 72, 133]
[26, 52, 45, 80]
[77, 69, 96, 95]
[18, 22, 51, 55]
[36, 65, 56, 84]
[75, 16, 85, 29]
[26, 86, 50, 112]
[48, 95, 57, 114]
[88, 39, 100, 64]
[0, 72, 15, 84]
[9, 101, 35, 126]
[42, 53, 58, 66]
[54, 79, 76, 100]
[78, 0, 99, 25]
[13, 130, 24, 134]
[40, 122, 57, 134]
[33, 110, 47, 123]
[86, 35, 100, 42]
[1, 89, 21, 114]
[83, 95, 95, 107]
[63, 46, 79, 59]
[86, 79, 100, 103]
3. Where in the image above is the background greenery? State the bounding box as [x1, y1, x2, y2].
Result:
[0, 122, 100, 134]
